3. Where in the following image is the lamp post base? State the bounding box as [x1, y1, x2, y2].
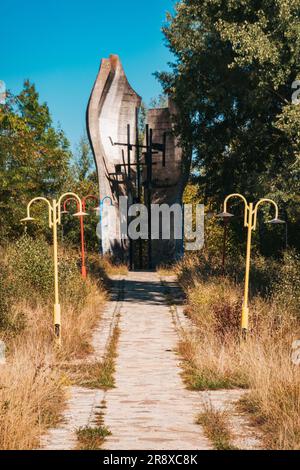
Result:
[241, 328, 248, 341]
[54, 304, 61, 345]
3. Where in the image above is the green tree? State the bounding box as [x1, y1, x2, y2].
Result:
[157, 0, 300, 252]
[0, 81, 71, 240]
[62, 133, 99, 252]
[149, 94, 168, 109]
[73, 133, 95, 182]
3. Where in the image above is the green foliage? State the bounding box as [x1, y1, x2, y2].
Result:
[157, 0, 300, 252]
[0, 266, 13, 329]
[9, 235, 54, 300]
[76, 425, 111, 450]
[78, 323, 120, 390]
[149, 94, 168, 109]
[72, 133, 96, 182]
[184, 365, 247, 391]
[4, 235, 88, 310]
[0, 251, 25, 331]
[62, 133, 99, 252]
[273, 249, 300, 316]
[58, 249, 89, 309]
[0, 81, 71, 240]
[0, 82, 100, 256]
[177, 245, 300, 303]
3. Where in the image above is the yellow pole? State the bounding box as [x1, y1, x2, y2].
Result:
[52, 200, 61, 344]
[241, 202, 253, 338]
[21, 192, 87, 347]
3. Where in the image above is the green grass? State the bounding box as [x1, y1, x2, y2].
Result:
[180, 356, 248, 391]
[74, 323, 120, 390]
[185, 368, 248, 391]
[76, 425, 111, 450]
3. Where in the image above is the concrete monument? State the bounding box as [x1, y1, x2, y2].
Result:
[87, 54, 185, 266]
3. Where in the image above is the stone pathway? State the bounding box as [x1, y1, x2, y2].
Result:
[102, 271, 211, 450]
[41, 271, 260, 450]
[40, 276, 123, 450]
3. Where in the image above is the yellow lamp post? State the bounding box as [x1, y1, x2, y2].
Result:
[217, 194, 285, 338]
[21, 193, 87, 345]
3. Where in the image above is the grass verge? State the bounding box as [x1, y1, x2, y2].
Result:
[70, 319, 120, 390]
[76, 425, 111, 450]
[175, 252, 300, 449]
[0, 237, 107, 449]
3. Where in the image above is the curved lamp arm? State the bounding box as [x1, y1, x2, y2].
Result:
[224, 193, 249, 227]
[253, 199, 279, 231]
[22, 197, 53, 228]
[58, 192, 84, 224]
[63, 197, 79, 213]
[99, 197, 114, 222]
[100, 196, 113, 206]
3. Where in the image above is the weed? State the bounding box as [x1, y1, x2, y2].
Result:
[76, 425, 111, 450]
[197, 405, 237, 450]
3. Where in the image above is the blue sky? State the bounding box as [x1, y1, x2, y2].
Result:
[1, 0, 175, 150]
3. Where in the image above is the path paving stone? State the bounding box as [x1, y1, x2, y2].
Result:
[40, 276, 122, 450]
[41, 271, 260, 450]
[102, 272, 212, 450]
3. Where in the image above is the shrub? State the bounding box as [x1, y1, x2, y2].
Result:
[273, 250, 300, 318]
[6, 235, 89, 310]
[176, 251, 300, 449]
[8, 235, 53, 301]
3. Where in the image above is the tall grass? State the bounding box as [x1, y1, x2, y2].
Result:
[0, 235, 106, 449]
[177, 251, 300, 449]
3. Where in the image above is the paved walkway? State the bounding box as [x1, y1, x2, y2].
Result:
[103, 272, 211, 450]
[41, 272, 260, 450]
[41, 277, 123, 450]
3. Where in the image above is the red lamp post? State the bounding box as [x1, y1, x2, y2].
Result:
[62, 195, 99, 279]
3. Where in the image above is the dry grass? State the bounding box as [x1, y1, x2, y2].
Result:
[59, 283, 106, 361]
[179, 334, 248, 390]
[157, 265, 176, 277]
[0, 276, 106, 450]
[0, 336, 63, 450]
[177, 256, 300, 450]
[101, 257, 128, 276]
[239, 336, 300, 449]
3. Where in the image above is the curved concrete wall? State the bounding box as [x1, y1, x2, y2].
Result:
[87, 55, 141, 256]
[87, 55, 186, 265]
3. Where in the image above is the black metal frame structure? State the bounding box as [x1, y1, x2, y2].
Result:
[109, 108, 167, 270]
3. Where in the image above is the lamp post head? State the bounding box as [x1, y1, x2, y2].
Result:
[73, 211, 89, 218]
[21, 216, 35, 222]
[61, 210, 69, 215]
[267, 218, 286, 225]
[216, 211, 234, 220]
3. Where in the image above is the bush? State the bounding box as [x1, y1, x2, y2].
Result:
[273, 250, 300, 318]
[59, 248, 89, 310]
[0, 267, 13, 329]
[176, 250, 300, 449]
[6, 235, 89, 310]
[8, 235, 53, 300]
